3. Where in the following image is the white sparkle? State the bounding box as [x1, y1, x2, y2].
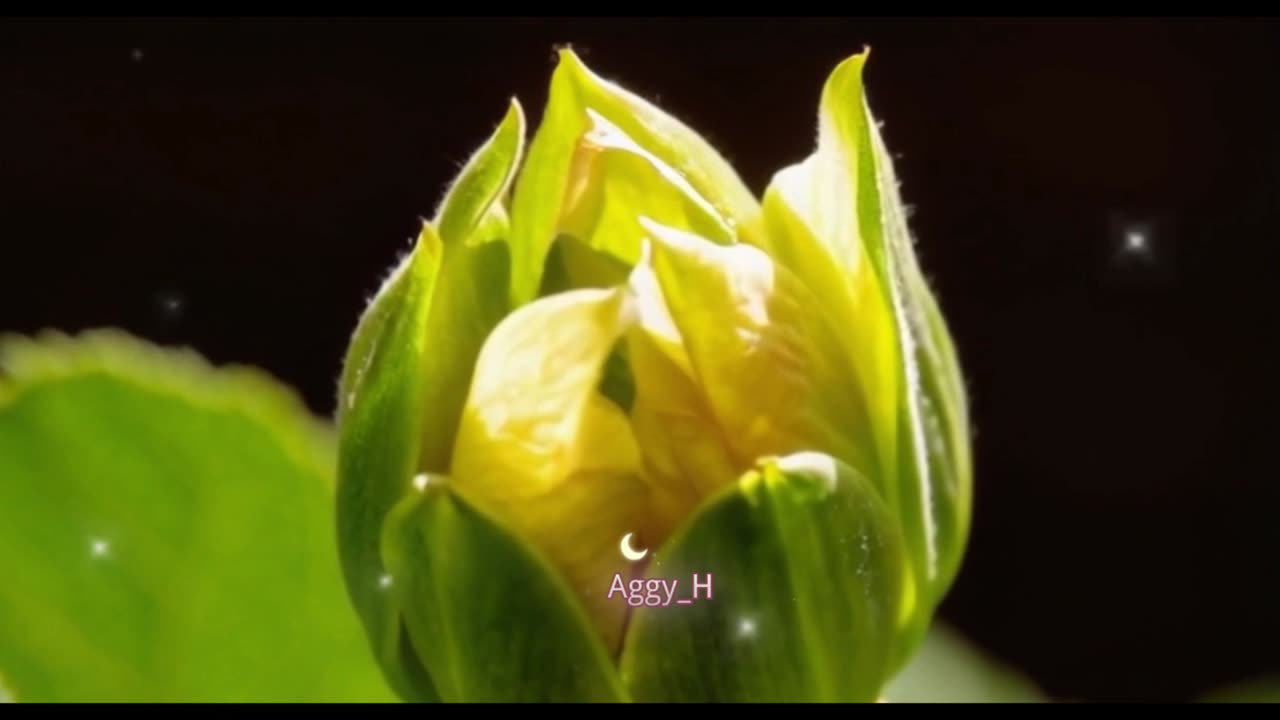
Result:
[1125, 230, 1148, 253]
[412, 473, 430, 492]
[130, 48, 144, 63]
[378, 573, 394, 590]
[736, 617, 757, 639]
[156, 291, 184, 317]
[90, 538, 110, 558]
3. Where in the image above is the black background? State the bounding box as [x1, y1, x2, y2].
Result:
[2, 17, 1277, 702]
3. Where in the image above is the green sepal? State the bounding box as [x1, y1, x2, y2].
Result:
[335, 102, 522, 700]
[380, 480, 628, 703]
[507, 49, 761, 305]
[620, 451, 908, 702]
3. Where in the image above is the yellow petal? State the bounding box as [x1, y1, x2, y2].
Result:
[627, 327, 736, 540]
[623, 249, 737, 537]
[641, 219, 878, 480]
[451, 287, 651, 653]
[544, 112, 737, 295]
[560, 110, 735, 267]
[767, 52, 873, 276]
[761, 175, 899, 504]
[753, 51, 901, 504]
[556, 49, 761, 243]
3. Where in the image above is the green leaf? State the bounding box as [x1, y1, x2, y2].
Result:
[775, 52, 973, 656]
[336, 103, 520, 700]
[506, 55, 584, 305]
[839, 58, 973, 651]
[620, 452, 908, 703]
[335, 231, 444, 702]
[0, 673, 13, 703]
[381, 481, 627, 703]
[336, 228, 509, 701]
[861, 81, 973, 610]
[0, 330, 395, 703]
[435, 99, 525, 246]
[1200, 676, 1280, 703]
[884, 624, 1044, 703]
[508, 49, 760, 305]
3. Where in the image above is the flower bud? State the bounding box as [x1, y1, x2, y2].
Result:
[336, 48, 971, 703]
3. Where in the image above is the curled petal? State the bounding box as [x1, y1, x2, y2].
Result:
[451, 287, 653, 652]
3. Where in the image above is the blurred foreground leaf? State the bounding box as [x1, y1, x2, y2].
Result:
[883, 624, 1044, 703]
[1200, 676, 1280, 703]
[0, 330, 396, 702]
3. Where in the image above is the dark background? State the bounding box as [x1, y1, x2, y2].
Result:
[2, 17, 1277, 702]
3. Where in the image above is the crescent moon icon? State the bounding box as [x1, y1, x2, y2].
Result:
[620, 533, 648, 562]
